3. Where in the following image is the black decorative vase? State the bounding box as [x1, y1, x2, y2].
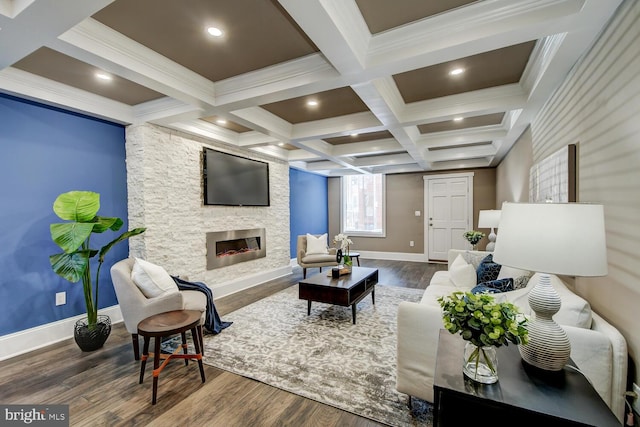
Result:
[74, 315, 111, 352]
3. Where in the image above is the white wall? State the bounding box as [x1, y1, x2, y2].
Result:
[496, 126, 533, 207]
[529, 0, 640, 384]
[126, 123, 291, 296]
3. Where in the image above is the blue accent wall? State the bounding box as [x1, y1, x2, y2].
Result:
[289, 168, 328, 257]
[0, 94, 127, 336]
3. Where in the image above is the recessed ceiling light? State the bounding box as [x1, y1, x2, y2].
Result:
[95, 72, 112, 81]
[277, 142, 284, 147]
[216, 119, 227, 125]
[453, 117, 464, 122]
[306, 100, 318, 107]
[351, 133, 359, 137]
[449, 68, 465, 76]
[207, 27, 223, 37]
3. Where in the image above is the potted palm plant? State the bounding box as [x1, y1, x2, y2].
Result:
[49, 190, 146, 351]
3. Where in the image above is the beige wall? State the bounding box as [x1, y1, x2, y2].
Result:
[496, 126, 533, 206]
[328, 168, 496, 254]
[497, 0, 640, 387]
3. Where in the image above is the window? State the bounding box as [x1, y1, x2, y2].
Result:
[341, 174, 385, 237]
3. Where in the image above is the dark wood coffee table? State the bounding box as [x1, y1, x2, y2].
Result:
[298, 266, 378, 324]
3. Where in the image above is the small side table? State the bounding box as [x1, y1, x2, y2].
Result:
[348, 252, 361, 266]
[433, 330, 620, 426]
[138, 310, 206, 404]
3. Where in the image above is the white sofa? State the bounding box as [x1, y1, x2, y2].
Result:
[397, 249, 628, 423]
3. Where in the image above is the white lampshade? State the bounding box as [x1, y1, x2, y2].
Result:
[478, 210, 501, 229]
[493, 202, 607, 276]
[493, 202, 607, 372]
[478, 210, 501, 252]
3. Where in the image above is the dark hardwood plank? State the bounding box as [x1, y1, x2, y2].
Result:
[0, 260, 445, 426]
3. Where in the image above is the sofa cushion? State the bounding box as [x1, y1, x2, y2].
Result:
[306, 233, 329, 255]
[498, 265, 533, 290]
[301, 253, 336, 263]
[476, 254, 501, 283]
[472, 278, 514, 294]
[131, 258, 179, 298]
[449, 254, 477, 290]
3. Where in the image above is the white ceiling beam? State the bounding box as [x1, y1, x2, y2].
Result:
[352, 153, 415, 168]
[278, 0, 369, 74]
[429, 157, 492, 170]
[0, 0, 113, 70]
[332, 138, 403, 157]
[425, 144, 497, 163]
[0, 67, 132, 123]
[53, 18, 216, 109]
[418, 127, 508, 149]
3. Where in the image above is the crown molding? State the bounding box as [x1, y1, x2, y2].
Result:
[0, 67, 133, 123]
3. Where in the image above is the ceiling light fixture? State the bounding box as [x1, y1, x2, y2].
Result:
[207, 27, 223, 37]
[95, 72, 112, 81]
[351, 133, 359, 137]
[278, 143, 284, 147]
[453, 117, 464, 122]
[306, 100, 318, 107]
[449, 68, 465, 76]
[216, 119, 227, 125]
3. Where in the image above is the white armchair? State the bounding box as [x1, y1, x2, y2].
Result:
[110, 258, 206, 360]
[296, 234, 338, 279]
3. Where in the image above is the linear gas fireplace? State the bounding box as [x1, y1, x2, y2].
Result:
[206, 228, 266, 270]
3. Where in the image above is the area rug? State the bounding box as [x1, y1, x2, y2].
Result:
[201, 284, 433, 427]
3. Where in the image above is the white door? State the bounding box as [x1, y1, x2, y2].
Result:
[424, 173, 473, 261]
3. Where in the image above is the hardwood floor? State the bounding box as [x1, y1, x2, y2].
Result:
[0, 259, 446, 427]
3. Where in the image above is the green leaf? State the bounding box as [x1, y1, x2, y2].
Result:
[53, 191, 99, 222]
[98, 227, 146, 263]
[50, 222, 95, 253]
[50, 251, 92, 283]
[91, 216, 123, 233]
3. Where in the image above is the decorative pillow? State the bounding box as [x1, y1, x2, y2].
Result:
[449, 254, 477, 290]
[471, 285, 502, 294]
[306, 233, 329, 255]
[476, 254, 501, 283]
[131, 258, 179, 298]
[497, 265, 533, 290]
[462, 251, 486, 271]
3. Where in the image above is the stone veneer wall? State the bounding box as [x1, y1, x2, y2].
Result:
[125, 123, 291, 294]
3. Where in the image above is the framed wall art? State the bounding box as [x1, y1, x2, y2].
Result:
[529, 144, 576, 203]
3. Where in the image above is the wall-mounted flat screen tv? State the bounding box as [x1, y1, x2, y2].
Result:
[203, 148, 270, 206]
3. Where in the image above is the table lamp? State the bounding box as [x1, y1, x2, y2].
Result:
[492, 202, 607, 371]
[478, 210, 501, 251]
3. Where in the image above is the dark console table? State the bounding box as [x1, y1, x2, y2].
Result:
[433, 330, 621, 427]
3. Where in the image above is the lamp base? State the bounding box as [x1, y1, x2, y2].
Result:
[518, 273, 571, 371]
[486, 228, 496, 252]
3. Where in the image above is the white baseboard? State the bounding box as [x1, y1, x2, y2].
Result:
[0, 265, 292, 362]
[206, 265, 293, 298]
[0, 305, 123, 362]
[355, 250, 429, 263]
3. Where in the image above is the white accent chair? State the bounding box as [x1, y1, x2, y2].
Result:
[296, 235, 338, 279]
[110, 258, 207, 360]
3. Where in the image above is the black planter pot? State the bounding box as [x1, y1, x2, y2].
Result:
[74, 315, 111, 352]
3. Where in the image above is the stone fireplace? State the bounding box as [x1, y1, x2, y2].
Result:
[206, 228, 266, 270]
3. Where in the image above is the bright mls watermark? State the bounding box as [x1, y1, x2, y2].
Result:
[1, 405, 68, 426]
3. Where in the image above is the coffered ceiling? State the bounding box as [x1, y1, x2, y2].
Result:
[0, 0, 623, 175]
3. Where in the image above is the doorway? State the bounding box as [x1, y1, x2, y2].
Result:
[423, 173, 474, 262]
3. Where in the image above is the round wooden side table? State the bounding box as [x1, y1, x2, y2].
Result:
[137, 309, 206, 404]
